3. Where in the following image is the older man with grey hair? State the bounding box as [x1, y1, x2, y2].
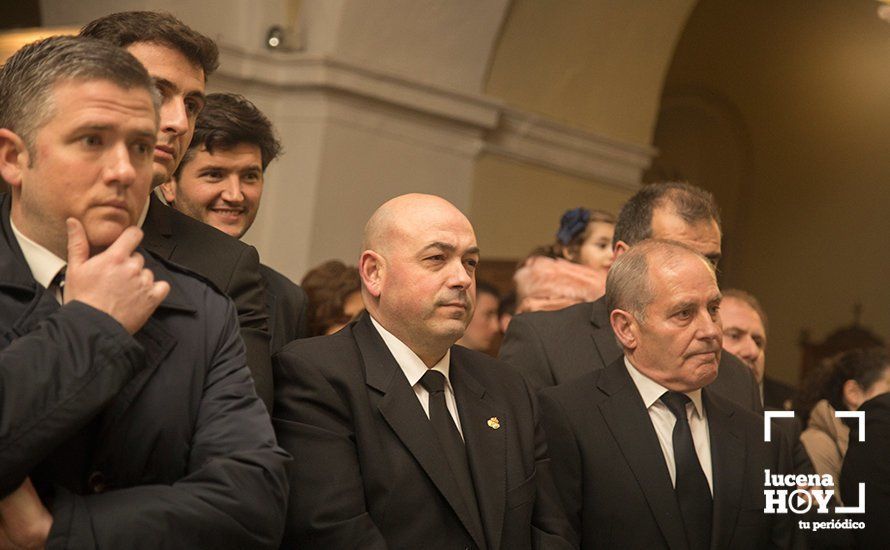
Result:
[539, 239, 795, 550]
[500, 182, 762, 413]
[0, 36, 287, 549]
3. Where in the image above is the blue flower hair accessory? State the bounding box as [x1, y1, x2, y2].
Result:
[557, 207, 590, 245]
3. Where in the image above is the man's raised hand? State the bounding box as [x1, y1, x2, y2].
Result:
[63, 218, 170, 334]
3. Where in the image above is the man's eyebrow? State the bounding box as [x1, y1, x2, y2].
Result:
[419, 242, 480, 256]
[76, 124, 154, 140]
[420, 242, 456, 253]
[196, 163, 228, 172]
[153, 77, 175, 92]
[152, 77, 206, 103]
[670, 300, 697, 312]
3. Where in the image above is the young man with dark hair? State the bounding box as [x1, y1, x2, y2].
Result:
[80, 11, 277, 410]
[161, 93, 309, 350]
[0, 35, 287, 549]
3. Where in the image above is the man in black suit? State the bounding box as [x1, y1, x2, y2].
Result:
[80, 12, 275, 410]
[500, 182, 761, 412]
[540, 240, 794, 549]
[274, 194, 574, 549]
[159, 93, 309, 352]
[0, 36, 287, 548]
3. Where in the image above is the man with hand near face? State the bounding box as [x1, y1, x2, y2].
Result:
[0, 36, 287, 549]
[274, 194, 574, 549]
[539, 240, 794, 549]
[159, 93, 309, 351]
[81, 11, 276, 411]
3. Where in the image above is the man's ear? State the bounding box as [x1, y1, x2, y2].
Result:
[159, 178, 177, 204]
[611, 308, 638, 350]
[0, 129, 29, 188]
[359, 250, 384, 299]
[613, 240, 630, 259]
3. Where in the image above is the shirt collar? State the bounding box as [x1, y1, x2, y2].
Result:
[137, 194, 152, 228]
[370, 315, 451, 387]
[624, 356, 705, 418]
[9, 218, 66, 289]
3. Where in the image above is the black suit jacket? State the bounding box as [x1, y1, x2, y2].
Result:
[840, 392, 890, 549]
[259, 263, 308, 353]
[500, 298, 762, 412]
[539, 358, 794, 550]
[763, 376, 796, 411]
[0, 195, 289, 548]
[142, 194, 274, 410]
[273, 313, 575, 550]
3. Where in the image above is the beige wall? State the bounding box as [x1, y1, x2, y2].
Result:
[473, 0, 697, 259]
[655, 0, 890, 385]
[485, 0, 695, 144]
[471, 154, 631, 259]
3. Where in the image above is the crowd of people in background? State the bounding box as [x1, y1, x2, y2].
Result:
[0, 9, 888, 550]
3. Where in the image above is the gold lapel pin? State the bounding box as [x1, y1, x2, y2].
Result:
[487, 417, 500, 430]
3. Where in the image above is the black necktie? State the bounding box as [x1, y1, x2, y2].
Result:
[419, 370, 485, 546]
[50, 268, 66, 302]
[660, 391, 712, 550]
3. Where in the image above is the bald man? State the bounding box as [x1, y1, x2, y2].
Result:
[273, 194, 574, 549]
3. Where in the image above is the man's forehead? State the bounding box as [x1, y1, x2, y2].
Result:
[192, 143, 262, 164]
[414, 231, 478, 253]
[651, 256, 719, 302]
[722, 298, 764, 329]
[651, 208, 720, 244]
[50, 80, 157, 131]
[125, 41, 206, 87]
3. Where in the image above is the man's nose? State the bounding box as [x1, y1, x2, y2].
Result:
[106, 143, 136, 185]
[696, 312, 721, 341]
[220, 176, 244, 202]
[160, 98, 189, 137]
[448, 260, 472, 289]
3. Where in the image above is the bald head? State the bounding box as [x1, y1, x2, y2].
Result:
[360, 194, 480, 366]
[363, 193, 472, 252]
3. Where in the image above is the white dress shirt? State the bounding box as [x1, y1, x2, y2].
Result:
[10, 219, 67, 304]
[370, 316, 464, 439]
[625, 357, 713, 494]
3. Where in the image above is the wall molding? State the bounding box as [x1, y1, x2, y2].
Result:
[217, 43, 656, 190]
[484, 108, 655, 191]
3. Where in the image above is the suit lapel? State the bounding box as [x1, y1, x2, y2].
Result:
[705, 391, 745, 550]
[598, 359, 690, 550]
[452, 353, 505, 550]
[589, 298, 622, 368]
[356, 315, 487, 549]
[141, 195, 176, 260]
[93, 252, 196, 452]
